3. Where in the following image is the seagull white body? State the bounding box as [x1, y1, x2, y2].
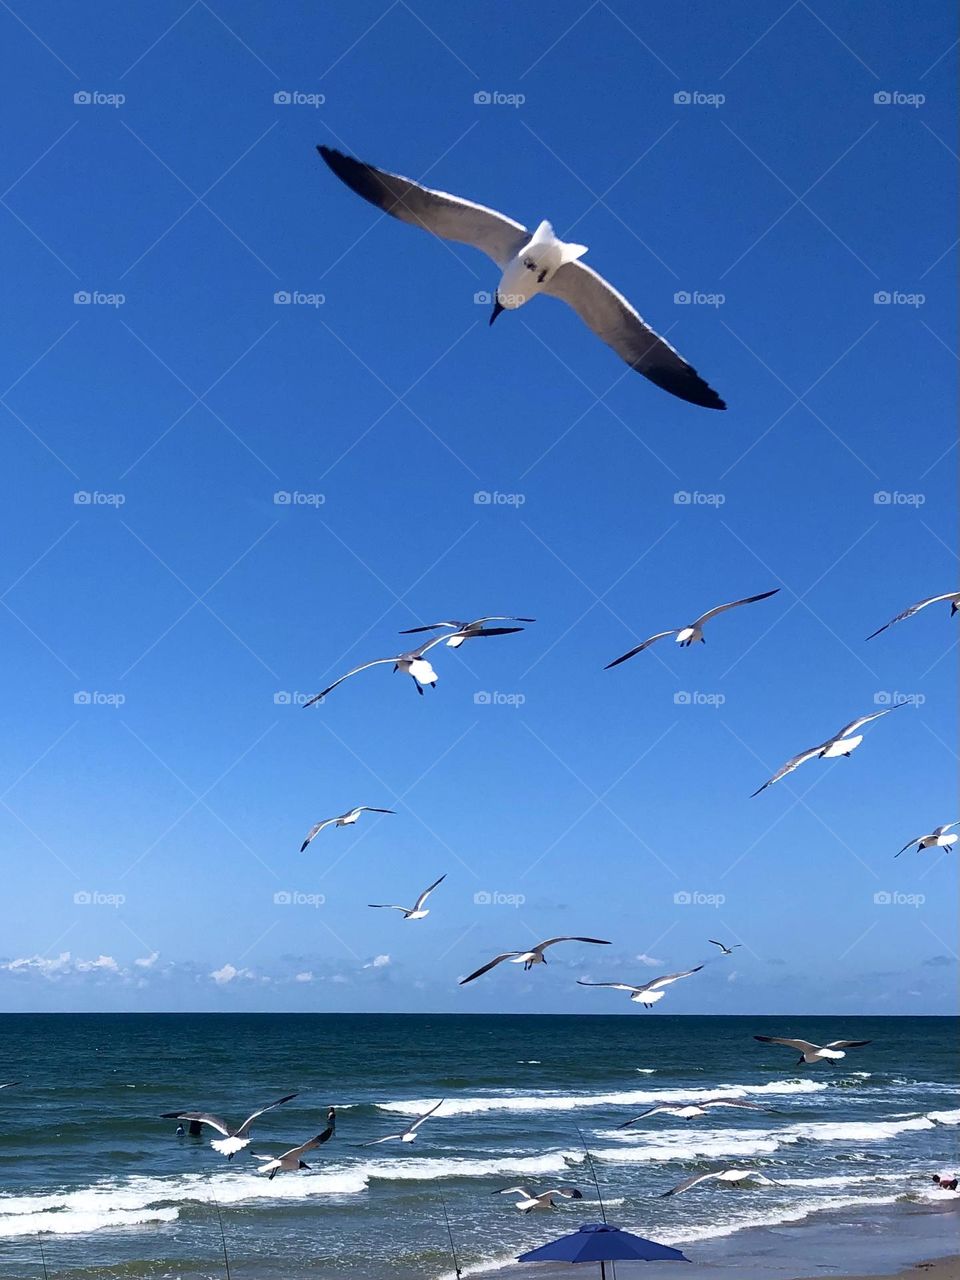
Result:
[369, 873, 446, 919]
[751, 706, 900, 796]
[361, 1098, 444, 1146]
[495, 1185, 583, 1213]
[754, 1036, 871, 1066]
[709, 939, 741, 956]
[605, 590, 779, 669]
[399, 616, 534, 648]
[253, 1109, 336, 1179]
[460, 937, 611, 985]
[619, 1098, 768, 1127]
[316, 148, 726, 410]
[160, 1093, 297, 1159]
[577, 965, 703, 1008]
[300, 807, 395, 852]
[661, 1168, 777, 1197]
[866, 591, 960, 640]
[896, 823, 959, 857]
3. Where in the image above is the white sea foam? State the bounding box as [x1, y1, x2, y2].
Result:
[376, 1078, 826, 1117]
[928, 1108, 960, 1125]
[0, 1206, 179, 1239]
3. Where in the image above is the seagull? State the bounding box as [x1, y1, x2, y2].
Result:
[253, 1109, 336, 1179]
[460, 937, 611, 985]
[494, 1185, 584, 1213]
[369, 874, 446, 919]
[316, 147, 726, 410]
[709, 940, 741, 956]
[160, 1093, 298, 1158]
[661, 1168, 777, 1197]
[398, 616, 535, 648]
[866, 591, 960, 641]
[304, 628, 512, 705]
[618, 1098, 769, 1126]
[895, 823, 959, 857]
[0, 1082, 20, 1089]
[361, 1098, 444, 1146]
[754, 1036, 871, 1066]
[577, 965, 703, 1008]
[750, 706, 900, 797]
[605, 590, 779, 668]
[300, 807, 395, 852]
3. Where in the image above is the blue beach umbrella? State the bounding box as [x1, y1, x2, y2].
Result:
[518, 1222, 689, 1279]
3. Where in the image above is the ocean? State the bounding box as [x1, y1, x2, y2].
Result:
[0, 1014, 957, 1278]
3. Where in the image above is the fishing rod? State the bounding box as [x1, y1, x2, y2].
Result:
[438, 1191, 463, 1280]
[211, 1196, 232, 1280]
[37, 1235, 49, 1280]
[575, 1124, 607, 1225]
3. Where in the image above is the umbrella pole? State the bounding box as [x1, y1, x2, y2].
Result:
[600, 1263, 606, 1280]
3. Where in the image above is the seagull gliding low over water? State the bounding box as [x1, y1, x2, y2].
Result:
[577, 965, 703, 1007]
[253, 1109, 336, 1179]
[460, 937, 611, 985]
[494, 1185, 584, 1213]
[361, 1099, 445, 1146]
[618, 1098, 769, 1126]
[661, 1168, 777, 1197]
[754, 1036, 871, 1066]
[316, 147, 726, 410]
[160, 1093, 298, 1158]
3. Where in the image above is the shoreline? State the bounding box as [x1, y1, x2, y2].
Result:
[490, 1197, 960, 1280]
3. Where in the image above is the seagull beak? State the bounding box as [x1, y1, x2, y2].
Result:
[489, 298, 505, 326]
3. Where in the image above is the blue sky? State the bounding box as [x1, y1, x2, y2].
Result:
[1, 0, 956, 1014]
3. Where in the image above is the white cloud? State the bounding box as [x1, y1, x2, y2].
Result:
[294, 971, 313, 983]
[135, 952, 160, 969]
[1, 952, 122, 979]
[635, 953, 663, 967]
[210, 963, 253, 985]
[75, 955, 119, 973]
[363, 954, 391, 970]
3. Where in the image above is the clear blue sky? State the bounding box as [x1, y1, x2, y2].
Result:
[1, 0, 956, 1014]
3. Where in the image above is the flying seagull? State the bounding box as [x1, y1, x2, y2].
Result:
[494, 1185, 584, 1213]
[316, 147, 725, 410]
[750, 706, 900, 797]
[304, 628, 514, 705]
[300, 807, 395, 852]
[160, 1092, 298, 1158]
[754, 1036, 871, 1066]
[605, 590, 779, 668]
[896, 823, 959, 857]
[253, 1108, 336, 1179]
[460, 937, 611, 985]
[709, 939, 741, 956]
[369, 873, 446, 919]
[577, 965, 703, 1008]
[618, 1098, 769, 1126]
[361, 1098, 444, 1146]
[661, 1168, 777, 1197]
[866, 591, 960, 641]
[399, 616, 534, 648]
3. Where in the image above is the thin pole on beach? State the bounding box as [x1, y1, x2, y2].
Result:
[575, 1125, 607, 1225]
[37, 1235, 49, 1280]
[212, 1197, 232, 1280]
[438, 1191, 463, 1279]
